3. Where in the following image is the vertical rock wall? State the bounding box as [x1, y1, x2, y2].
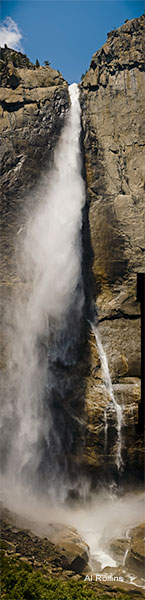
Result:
[0, 23, 144, 487]
[0, 49, 69, 369]
[78, 15, 145, 478]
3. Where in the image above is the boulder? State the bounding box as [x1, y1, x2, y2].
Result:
[60, 541, 89, 573]
[109, 537, 129, 561]
[126, 523, 145, 577]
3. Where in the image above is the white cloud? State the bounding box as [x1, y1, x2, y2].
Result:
[0, 17, 23, 51]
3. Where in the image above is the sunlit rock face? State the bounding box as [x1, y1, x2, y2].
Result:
[0, 49, 70, 372]
[0, 17, 144, 491]
[0, 47, 69, 238]
[79, 15, 145, 478]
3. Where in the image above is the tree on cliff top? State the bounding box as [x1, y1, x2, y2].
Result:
[43, 60, 50, 66]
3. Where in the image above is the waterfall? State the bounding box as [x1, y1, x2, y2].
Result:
[104, 409, 108, 454]
[91, 323, 123, 470]
[123, 547, 129, 567]
[1, 84, 86, 496]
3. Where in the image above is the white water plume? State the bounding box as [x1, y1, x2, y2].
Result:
[91, 323, 123, 470]
[1, 479, 145, 579]
[104, 409, 108, 454]
[1, 84, 86, 492]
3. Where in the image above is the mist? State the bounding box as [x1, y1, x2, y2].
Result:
[1, 476, 145, 575]
[1, 84, 85, 494]
[1, 83, 144, 590]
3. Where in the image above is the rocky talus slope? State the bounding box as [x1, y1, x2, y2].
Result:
[1, 505, 145, 595]
[1, 505, 89, 577]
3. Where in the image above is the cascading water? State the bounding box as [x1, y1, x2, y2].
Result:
[1, 82, 145, 591]
[1, 82, 123, 497]
[91, 322, 123, 470]
[1, 83, 86, 497]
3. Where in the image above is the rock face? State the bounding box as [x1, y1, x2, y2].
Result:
[0, 46, 69, 292]
[1, 18, 145, 488]
[126, 523, 145, 577]
[79, 14, 145, 478]
[0, 47, 69, 222]
[0, 47, 69, 363]
[109, 523, 145, 581]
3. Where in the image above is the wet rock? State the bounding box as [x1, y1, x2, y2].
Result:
[60, 541, 89, 573]
[126, 523, 145, 577]
[1, 505, 89, 576]
[99, 566, 144, 594]
[109, 537, 129, 561]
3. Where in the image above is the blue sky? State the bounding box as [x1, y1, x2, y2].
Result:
[0, 1, 144, 82]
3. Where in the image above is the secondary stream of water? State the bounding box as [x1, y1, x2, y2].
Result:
[1, 83, 145, 591]
[91, 323, 123, 470]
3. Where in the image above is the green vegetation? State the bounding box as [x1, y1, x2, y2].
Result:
[25, 56, 30, 67]
[81, 70, 87, 80]
[10, 52, 21, 67]
[43, 60, 51, 67]
[35, 59, 40, 67]
[1, 553, 142, 600]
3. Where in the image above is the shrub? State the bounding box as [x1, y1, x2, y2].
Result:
[11, 52, 20, 67]
[26, 57, 30, 67]
[1, 553, 139, 600]
[43, 60, 50, 67]
[81, 70, 87, 81]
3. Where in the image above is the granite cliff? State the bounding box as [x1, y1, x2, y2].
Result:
[0, 47, 69, 372]
[0, 15, 145, 487]
[0, 46, 69, 220]
[78, 14, 145, 479]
